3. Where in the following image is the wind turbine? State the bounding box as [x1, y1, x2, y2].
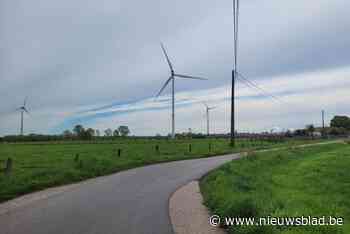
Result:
[156, 43, 208, 139]
[203, 102, 216, 136]
[17, 98, 30, 135]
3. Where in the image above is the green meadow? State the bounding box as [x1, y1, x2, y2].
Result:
[0, 138, 320, 203]
[201, 142, 350, 234]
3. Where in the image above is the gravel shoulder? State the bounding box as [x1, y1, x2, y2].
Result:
[169, 181, 225, 234]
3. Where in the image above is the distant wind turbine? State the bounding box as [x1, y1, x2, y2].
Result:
[203, 102, 216, 136]
[156, 43, 208, 139]
[17, 97, 30, 135]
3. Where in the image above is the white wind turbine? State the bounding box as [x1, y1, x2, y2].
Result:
[203, 102, 216, 136]
[17, 97, 30, 135]
[156, 43, 208, 139]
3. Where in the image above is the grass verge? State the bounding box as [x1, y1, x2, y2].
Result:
[200, 143, 350, 234]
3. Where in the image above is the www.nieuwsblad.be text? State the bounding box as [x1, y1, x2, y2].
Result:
[209, 215, 344, 227]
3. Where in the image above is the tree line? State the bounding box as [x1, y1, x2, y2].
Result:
[0, 125, 130, 142]
[0, 115, 349, 143]
[292, 116, 350, 137]
[62, 125, 131, 140]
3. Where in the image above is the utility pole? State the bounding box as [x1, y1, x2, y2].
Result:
[322, 110, 325, 137]
[231, 69, 235, 146]
[206, 108, 210, 136]
[322, 110, 325, 129]
[230, 0, 239, 147]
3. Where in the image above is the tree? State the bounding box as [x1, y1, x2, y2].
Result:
[62, 130, 73, 138]
[113, 129, 119, 137]
[73, 125, 84, 138]
[85, 128, 95, 139]
[294, 129, 307, 136]
[284, 130, 293, 138]
[155, 133, 162, 139]
[306, 124, 315, 138]
[118, 126, 130, 137]
[188, 128, 193, 139]
[331, 116, 350, 130]
[329, 127, 347, 136]
[72, 126, 95, 140]
[104, 128, 113, 137]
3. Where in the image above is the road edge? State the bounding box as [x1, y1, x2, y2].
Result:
[169, 181, 226, 234]
[168, 140, 345, 234]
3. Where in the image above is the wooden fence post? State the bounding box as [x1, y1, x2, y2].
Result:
[74, 153, 80, 162]
[5, 158, 12, 176]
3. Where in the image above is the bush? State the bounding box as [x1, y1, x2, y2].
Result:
[328, 127, 348, 136]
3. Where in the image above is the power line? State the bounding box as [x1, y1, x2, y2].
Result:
[236, 72, 285, 104]
[236, 76, 280, 103]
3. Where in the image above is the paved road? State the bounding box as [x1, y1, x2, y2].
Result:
[0, 154, 239, 234]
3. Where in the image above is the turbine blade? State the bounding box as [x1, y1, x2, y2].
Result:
[160, 43, 174, 72]
[24, 97, 28, 107]
[174, 74, 207, 80]
[23, 108, 30, 115]
[156, 77, 172, 97]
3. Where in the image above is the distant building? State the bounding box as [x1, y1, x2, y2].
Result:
[312, 131, 322, 137]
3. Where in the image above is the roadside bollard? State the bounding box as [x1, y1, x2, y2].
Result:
[118, 149, 122, 157]
[189, 144, 192, 153]
[155, 145, 159, 153]
[209, 143, 212, 152]
[5, 158, 12, 176]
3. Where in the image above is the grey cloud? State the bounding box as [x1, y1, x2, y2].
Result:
[1, 0, 350, 135]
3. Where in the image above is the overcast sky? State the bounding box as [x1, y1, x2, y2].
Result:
[1, 0, 350, 136]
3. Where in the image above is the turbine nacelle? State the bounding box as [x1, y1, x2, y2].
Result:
[17, 98, 30, 115]
[156, 43, 208, 98]
[202, 102, 216, 111]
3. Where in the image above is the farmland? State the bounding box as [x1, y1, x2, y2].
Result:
[0, 138, 325, 203]
[200, 142, 350, 234]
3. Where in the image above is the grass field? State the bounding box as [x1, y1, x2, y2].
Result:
[0, 138, 325, 203]
[200, 142, 350, 234]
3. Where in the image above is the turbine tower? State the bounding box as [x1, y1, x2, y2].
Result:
[17, 98, 30, 135]
[156, 43, 208, 139]
[203, 102, 216, 136]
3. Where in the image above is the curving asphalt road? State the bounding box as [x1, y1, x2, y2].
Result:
[0, 154, 239, 234]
